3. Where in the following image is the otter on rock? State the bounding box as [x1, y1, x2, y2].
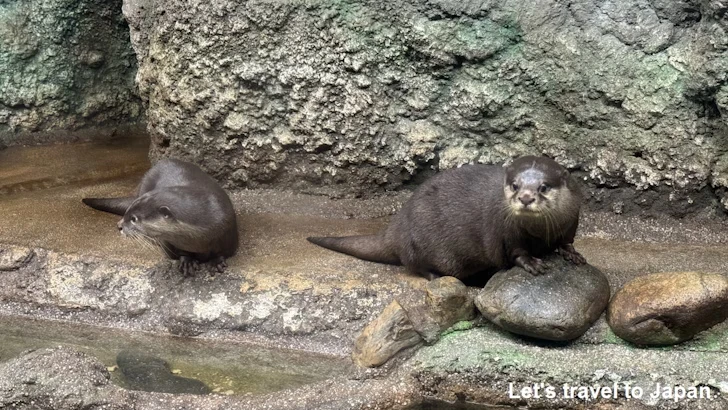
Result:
[82, 159, 239, 275]
[308, 156, 585, 280]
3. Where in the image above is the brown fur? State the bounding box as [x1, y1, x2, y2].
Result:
[83, 159, 238, 275]
[308, 156, 584, 280]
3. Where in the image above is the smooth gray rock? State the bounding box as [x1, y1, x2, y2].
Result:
[476, 256, 610, 341]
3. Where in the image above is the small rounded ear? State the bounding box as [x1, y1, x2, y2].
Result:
[503, 162, 514, 175]
[561, 169, 570, 181]
[159, 206, 173, 219]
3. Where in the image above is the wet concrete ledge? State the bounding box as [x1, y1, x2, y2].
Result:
[2, 189, 728, 355]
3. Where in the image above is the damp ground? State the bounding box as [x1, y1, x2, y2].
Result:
[1, 136, 727, 296]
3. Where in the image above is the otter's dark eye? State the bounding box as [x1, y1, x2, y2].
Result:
[130, 215, 138, 223]
[511, 183, 520, 191]
[539, 184, 550, 194]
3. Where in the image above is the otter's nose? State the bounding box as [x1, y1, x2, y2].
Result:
[519, 194, 535, 206]
[117, 220, 123, 231]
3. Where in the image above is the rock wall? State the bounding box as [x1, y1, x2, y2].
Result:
[0, 0, 143, 147]
[124, 0, 728, 216]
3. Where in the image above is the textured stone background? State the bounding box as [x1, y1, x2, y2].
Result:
[0, 0, 143, 147]
[122, 0, 728, 216]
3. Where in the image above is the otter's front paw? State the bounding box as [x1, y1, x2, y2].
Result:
[178, 256, 199, 277]
[212, 256, 227, 274]
[423, 271, 441, 281]
[515, 255, 545, 275]
[558, 244, 586, 265]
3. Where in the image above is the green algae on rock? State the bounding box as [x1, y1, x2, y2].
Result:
[475, 255, 610, 341]
[408, 326, 728, 409]
[0, 0, 142, 145]
[607, 271, 728, 346]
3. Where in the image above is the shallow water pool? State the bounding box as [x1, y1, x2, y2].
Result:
[0, 315, 352, 395]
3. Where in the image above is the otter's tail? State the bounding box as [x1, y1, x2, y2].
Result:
[307, 234, 400, 265]
[82, 197, 135, 216]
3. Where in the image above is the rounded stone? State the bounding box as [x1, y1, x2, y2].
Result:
[475, 256, 610, 341]
[607, 271, 728, 345]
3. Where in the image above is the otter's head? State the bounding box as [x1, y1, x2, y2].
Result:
[503, 156, 575, 218]
[117, 188, 203, 248]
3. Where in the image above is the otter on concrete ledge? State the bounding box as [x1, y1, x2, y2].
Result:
[82, 159, 239, 275]
[307, 156, 585, 280]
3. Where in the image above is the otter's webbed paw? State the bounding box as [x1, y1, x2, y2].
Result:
[423, 271, 441, 281]
[178, 256, 200, 277]
[515, 255, 546, 275]
[212, 256, 227, 274]
[558, 244, 586, 265]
